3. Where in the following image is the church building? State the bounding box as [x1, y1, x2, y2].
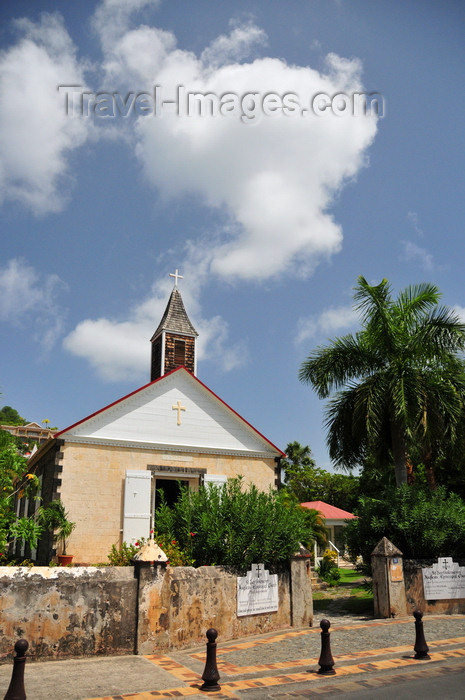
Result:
[27, 273, 284, 564]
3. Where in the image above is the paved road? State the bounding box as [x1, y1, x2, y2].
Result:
[1, 613, 464, 699]
[317, 663, 465, 699]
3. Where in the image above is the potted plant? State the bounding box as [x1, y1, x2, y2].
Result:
[39, 500, 76, 565]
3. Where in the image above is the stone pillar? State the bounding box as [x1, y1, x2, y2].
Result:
[132, 540, 169, 654]
[290, 552, 313, 627]
[371, 537, 407, 618]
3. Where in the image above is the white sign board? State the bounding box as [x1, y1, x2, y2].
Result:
[422, 557, 465, 600]
[237, 563, 278, 617]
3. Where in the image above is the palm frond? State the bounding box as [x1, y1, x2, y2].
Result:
[299, 275, 465, 485]
[395, 283, 440, 320]
[299, 335, 379, 397]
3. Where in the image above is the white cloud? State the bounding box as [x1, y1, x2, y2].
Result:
[0, 258, 67, 350]
[86, 3, 378, 282]
[295, 305, 356, 345]
[196, 316, 248, 372]
[407, 210, 423, 237]
[63, 317, 151, 382]
[59, 2, 379, 381]
[92, 0, 161, 55]
[129, 44, 376, 281]
[454, 306, 465, 323]
[0, 13, 91, 214]
[201, 21, 268, 68]
[93, 0, 171, 86]
[400, 240, 434, 272]
[63, 271, 246, 381]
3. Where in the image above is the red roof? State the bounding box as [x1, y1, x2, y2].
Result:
[300, 500, 356, 520]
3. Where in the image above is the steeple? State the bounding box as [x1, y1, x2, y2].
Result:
[150, 270, 198, 381]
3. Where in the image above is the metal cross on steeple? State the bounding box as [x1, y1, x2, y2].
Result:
[169, 269, 183, 287]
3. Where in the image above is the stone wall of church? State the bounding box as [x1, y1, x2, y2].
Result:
[0, 558, 312, 659]
[55, 442, 277, 565]
[0, 566, 137, 660]
[136, 560, 312, 654]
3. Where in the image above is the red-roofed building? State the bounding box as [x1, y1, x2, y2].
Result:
[301, 501, 357, 562]
[25, 279, 284, 565]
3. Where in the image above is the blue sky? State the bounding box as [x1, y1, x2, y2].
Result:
[1, 0, 464, 469]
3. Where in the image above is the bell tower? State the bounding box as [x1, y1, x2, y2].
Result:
[150, 270, 198, 381]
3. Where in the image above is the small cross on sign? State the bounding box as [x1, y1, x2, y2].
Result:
[172, 400, 186, 425]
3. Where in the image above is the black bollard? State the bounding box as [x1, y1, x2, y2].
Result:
[200, 628, 221, 692]
[4, 639, 28, 700]
[413, 610, 430, 660]
[318, 619, 336, 675]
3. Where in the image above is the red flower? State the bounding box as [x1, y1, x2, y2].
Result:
[172, 540, 177, 545]
[190, 532, 196, 537]
[135, 541, 140, 547]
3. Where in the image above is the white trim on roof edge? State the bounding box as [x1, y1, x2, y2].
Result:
[60, 436, 278, 459]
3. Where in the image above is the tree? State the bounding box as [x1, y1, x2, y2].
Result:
[281, 441, 317, 502]
[0, 406, 26, 425]
[0, 429, 41, 556]
[154, 477, 313, 570]
[299, 276, 465, 486]
[344, 484, 465, 575]
[282, 441, 359, 511]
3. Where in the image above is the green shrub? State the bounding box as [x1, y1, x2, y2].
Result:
[316, 550, 341, 586]
[108, 540, 142, 566]
[344, 484, 465, 575]
[154, 477, 310, 571]
[107, 534, 194, 567]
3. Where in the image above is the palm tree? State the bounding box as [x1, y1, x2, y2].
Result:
[299, 506, 328, 551]
[299, 276, 465, 486]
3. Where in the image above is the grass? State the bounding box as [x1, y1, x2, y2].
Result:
[313, 568, 373, 617]
[338, 568, 364, 585]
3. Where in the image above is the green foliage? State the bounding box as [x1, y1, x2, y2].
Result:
[154, 477, 311, 571]
[316, 550, 341, 587]
[107, 535, 193, 567]
[312, 568, 373, 615]
[9, 518, 43, 549]
[38, 500, 76, 555]
[0, 430, 41, 555]
[281, 441, 317, 502]
[344, 485, 465, 574]
[0, 406, 26, 426]
[152, 532, 195, 567]
[108, 540, 141, 566]
[299, 276, 465, 487]
[0, 432, 75, 560]
[299, 506, 328, 550]
[282, 441, 359, 511]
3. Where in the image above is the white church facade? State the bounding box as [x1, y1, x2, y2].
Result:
[27, 276, 283, 564]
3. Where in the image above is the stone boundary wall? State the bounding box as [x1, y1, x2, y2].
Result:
[371, 538, 465, 618]
[0, 567, 138, 660]
[0, 558, 313, 661]
[403, 558, 465, 615]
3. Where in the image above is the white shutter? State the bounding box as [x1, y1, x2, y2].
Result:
[123, 470, 152, 544]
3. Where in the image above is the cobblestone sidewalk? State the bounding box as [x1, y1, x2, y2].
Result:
[1, 614, 464, 700]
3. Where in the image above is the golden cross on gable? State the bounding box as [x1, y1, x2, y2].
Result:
[172, 400, 186, 425]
